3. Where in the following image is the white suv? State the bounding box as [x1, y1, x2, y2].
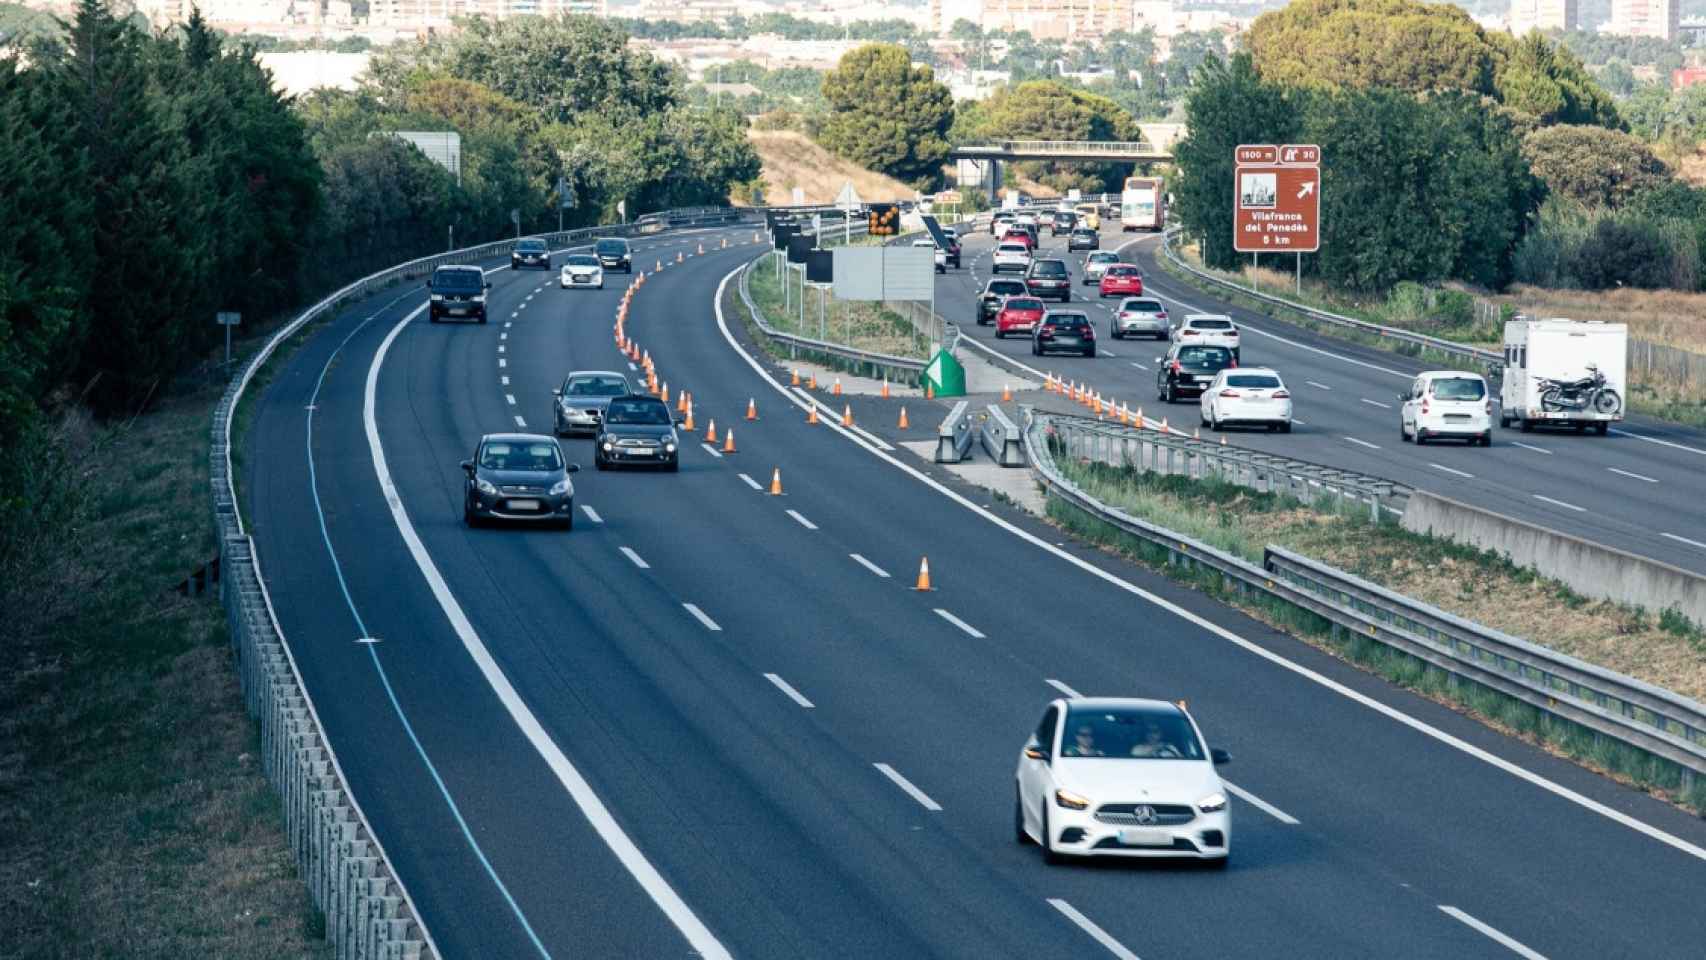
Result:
[1399, 370, 1493, 446]
[1176, 314, 1241, 360]
[992, 242, 1033, 274]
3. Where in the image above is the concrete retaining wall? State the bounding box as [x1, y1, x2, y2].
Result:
[1402, 490, 1706, 626]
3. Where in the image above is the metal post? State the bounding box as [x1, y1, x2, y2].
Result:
[1251, 252, 1258, 293]
[1296, 251, 1302, 297]
[819, 285, 827, 341]
[448, 224, 454, 252]
[799, 267, 806, 328]
[224, 322, 232, 367]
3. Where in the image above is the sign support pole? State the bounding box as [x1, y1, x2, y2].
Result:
[1296, 252, 1302, 296]
[1252, 252, 1258, 293]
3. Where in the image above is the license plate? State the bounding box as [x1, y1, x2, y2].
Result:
[449, 308, 468, 315]
[574, 275, 590, 283]
[624, 448, 654, 457]
[1119, 828, 1171, 846]
[1445, 414, 1470, 422]
[508, 499, 540, 511]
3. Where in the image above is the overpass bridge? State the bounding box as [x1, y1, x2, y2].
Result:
[949, 133, 1177, 200]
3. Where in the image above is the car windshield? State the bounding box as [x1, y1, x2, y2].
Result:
[989, 281, 1027, 296]
[1107, 265, 1138, 276]
[516, 239, 547, 253]
[1005, 298, 1044, 312]
[1089, 252, 1118, 263]
[595, 240, 627, 254]
[565, 375, 628, 396]
[1122, 299, 1163, 312]
[999, 244, 1027, 254]
[1031, 261, 1068, 277]
[1226, 374, 1283, 388]
[605, 399, 671, 425]
[479, 441, 561, 472]
[1177, 346, 1234, 367]
[565, 255, 599, 267]
[1189, 318, 1234, 330]
[1432, 377, 1486, 400]
[433, 268, 483, 292]
[1073, 229, 1096, 237]
[1047, 314, 1090, 328]
[1060, 706, 1204, 760]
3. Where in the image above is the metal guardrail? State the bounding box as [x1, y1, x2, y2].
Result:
[1157, 228, 1502, 372]
[1024, 412, 1706, 788]
[208, 207, 743, 959]
[734, 249, 930, 381]
[936, 401, 975, 463]
[981, 404, 1026, 467]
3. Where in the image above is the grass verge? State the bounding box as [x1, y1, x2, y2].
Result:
[740, 254, 931, 377]
[1042, 455, 1706, 815]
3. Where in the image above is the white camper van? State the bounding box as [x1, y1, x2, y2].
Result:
[1499, 318, 1627, 435]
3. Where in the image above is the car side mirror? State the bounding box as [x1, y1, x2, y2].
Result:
[485, 280, 493, 289]
[1210, 748, 1231, 766]
[1398, 392, 1410, 402]
[1024, 744, 1049, 762]
[1155, 357, 1164, 364]
[567, 463, 581, 473]
[459, 459, 474, 473]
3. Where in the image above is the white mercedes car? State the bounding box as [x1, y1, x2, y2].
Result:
[1083, 250, 1121, 285]
[560, 254, 604, 290]
[1016, 697, 1231, 866]
[1201, 367, 1292, 432]
[1176, 313, 1241, 359]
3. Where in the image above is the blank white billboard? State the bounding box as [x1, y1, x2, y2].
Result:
[832, 247, 936, 302]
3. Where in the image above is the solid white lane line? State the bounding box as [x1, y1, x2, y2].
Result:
[580, 505, 603, 524]
[1343, 436, 1381, 450]
[1607, 466, 1657, 483]
[1533, 494, 1586, 513]
[682, 603, 722, 631]
[1511, 441, 1550, 454]
[1359, 398, 1391, 409]
[505, 394, 517, 405]
[1045, 678, 1083, 698]
[1662, 532, 1706, 550]
[849, 553, 891, 578]
[934, 609, 987, 639]
[713, 266, 1706, 864]
[1047, 900, 1143, 960]
[1429, 463, 1475, 479]
[738, 472, 763, 491]
[619, 546, 650, 569]
[700, 443, 723, 458]
[1611, 427, 1706, 457]
[1306, 380, 1332, 390]
[1223, 781, 1300, 825]
[785, 509, 818, 530]
[1438, 907, 1549, 960]
[873, 763, 942, 811]
[763, 673, 815, 709]
[364, 306, 733, 960]
[512, 416, 527, 428]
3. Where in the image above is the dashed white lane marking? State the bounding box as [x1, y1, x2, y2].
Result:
[873, 763, 942, 811]
[1343, 436, 1381, 450]
[619, 546, 650, 569]
[700, 443, 723, 459]
[1607, 466, 1657, 483]
[785, 509, 818, 530]
[1048, 900, 1142, 960]
[504, 321, 512, 328]
[1437, 907, 1549, 960]
[1511, 441, 1550, 454]
[628, 362, 638, 371]
[763, 673, 815, 709]
[933, 609, 986, 639]
[500, 332, 508, 340]
[682, 603, 721, 631]
[1045, 678, 1082, 698]
[849, 553, 890, 578]
[1533, 494, 1586, 513]
[1223, 781, 1300, 824]
[498, 358, 507, 368]
[1429, 463, 1474, 479]
[1661, 532, 1706, 550]
[1129, 361, 1147, 371]
[505, 394, 517, 406]
[499, 345, 506, 354]
[501, 376, 510, 386]
[512, 416, 526, 428]
[580, 505, 603, 524]
[738, 473, 763, 491]
[1306, 380, 1332, 390]
[1359, 398, 1391, 409]
[1101, 348, 1118, 358]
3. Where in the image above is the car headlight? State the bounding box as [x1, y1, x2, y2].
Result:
[1197, 792, 1228, 813]
[548, 479, 571, 496]
[601, 441, 613, 452]
[430, 293, 444, 301]
[472, 294, 486, 303]
[1054, 789, 1090, 810]
[475, 478, 497, 495]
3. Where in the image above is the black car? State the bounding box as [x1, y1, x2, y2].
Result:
[1157, 343, 1236, 403]
[427, 265, 490, 324]
[594, 238, 632, 273]
[595, 395, 680, 471]
[1050, 211, 1078, 236]
[511, 237, 551, 271]
[1032, 311, 1096, 358]
[461, 433, 579, 529]
[1024, 259, 1072, 302]
[976, 278, 1029, 325]
[1067, 227, 1099, 251]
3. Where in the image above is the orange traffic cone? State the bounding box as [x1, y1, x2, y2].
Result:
[769, 468, 783, 495]
[746, 398, 758, 421]
[697, 243, 704, 255]
[1161, 417, 1169, 433]
[898, 406, 910, 429]
[660, 382, 670, 404]
[683, 401, 696, 432]
[1193, 427, 1200, 440]
[913, 557, 933, 591]
[808, 373, 818, 390]
[791, 369, 801, 387]
[1221, 434, 1228, 446]
[1135, 409, 1145, 429]
[881, 378, 891, 400]
[841, 404, 853, 427]
[677, 390, 689, 414]
[656, 258, 663, 271]
[676, 250, 684, 263]
[705, 418, 718, 443]
[832, 378, 842, 397]
[1002, 383, 1013, 402]
[722, 428, 736, 454]
[926, 382, 936, 400]
[807, 405, 819, 425]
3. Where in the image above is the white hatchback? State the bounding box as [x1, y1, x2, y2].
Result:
[992, 242, 1033, 274]
[1177, 314, 1240, 359]
[1016, 697, 1232, 865]
[560, 254, 604, 290]
[1201, 368, 1292, 432]
[1400, 370, 1493, 446]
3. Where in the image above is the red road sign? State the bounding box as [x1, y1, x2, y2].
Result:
[1234, 144, 1321, 254]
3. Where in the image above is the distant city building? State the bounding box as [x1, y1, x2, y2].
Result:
[975, 0, 1134, 39]
[931, 0, 986, 33]
[1508, 0, 1576, 35]
[1607, 0, 1679, 40]
[367, 0, 605, 27]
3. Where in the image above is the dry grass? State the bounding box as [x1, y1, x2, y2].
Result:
[744, 130, 916, 206]
[0, 378, 327, 959]
[1655, 141, 1706, 186]
[746, 256, 926, 359]
[1491, 284, 1706, 354]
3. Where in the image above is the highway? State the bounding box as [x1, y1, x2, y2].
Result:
[938, 222, 1706, 575]
[245, 221, 1706, 959]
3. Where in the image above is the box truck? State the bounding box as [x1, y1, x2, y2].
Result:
[1498, 318, 1627, 435]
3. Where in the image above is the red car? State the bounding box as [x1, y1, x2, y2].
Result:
[995, 296, 1047, 339]
[1098, 264, 1144, 297]
[1004, 227, 1036, 250]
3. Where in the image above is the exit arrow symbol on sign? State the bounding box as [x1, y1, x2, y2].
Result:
[1297, 181, 1315, 199]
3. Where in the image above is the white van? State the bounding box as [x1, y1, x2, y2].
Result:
[1498, 317, 1626, 435]
[1399, 370, 1493, 446]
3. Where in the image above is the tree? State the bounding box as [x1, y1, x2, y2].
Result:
[963, 80, 1142, 192]
[1521, 125, 1669, 210]
[1245, 0, 1498, 96]
[1491, 32, 1619, 128]
[817, 43, 954, 187]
